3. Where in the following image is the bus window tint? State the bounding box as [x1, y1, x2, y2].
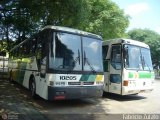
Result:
[140, 48, 153, 71]
[49, 32, 82, 71]
[124, 45, 140, 69]
[124, 45, 153, 71]
[111, 45, 121, 69]
[83, 37, 103, 72]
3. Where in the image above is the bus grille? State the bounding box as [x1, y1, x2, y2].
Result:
[68, 82, 94, 85]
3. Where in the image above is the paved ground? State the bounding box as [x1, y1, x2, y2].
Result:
[0, 78, 160, 120]
[0, 79, 48, 120]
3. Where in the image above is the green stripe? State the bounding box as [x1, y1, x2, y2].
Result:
[88, 75, 96, 82]
[80, 75, 89, 81]
[129, 72, 134, 78]
[139, 73, 151, 78]
[80, 75, 96, 82]
[128, 72, 153, 79]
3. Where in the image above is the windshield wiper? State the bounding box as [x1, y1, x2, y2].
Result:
[74, 49, 80, 65]
[141, 56, 151, 72]
[84, 51, 96, 73]
[143, 57, 151, 72]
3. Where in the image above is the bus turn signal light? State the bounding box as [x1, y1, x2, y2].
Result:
[123, 80, 128, 86]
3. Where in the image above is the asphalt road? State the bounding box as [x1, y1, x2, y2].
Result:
[1, 79, 160, 120]
[38, 80, 160, 120]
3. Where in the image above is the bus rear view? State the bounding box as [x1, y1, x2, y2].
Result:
[103, 39, 154, 95]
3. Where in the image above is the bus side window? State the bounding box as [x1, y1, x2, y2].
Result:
[25, 40, 31, 57]
[31, 37, 37, 55]
[37, 30, 49, 78]
[36, 36, 42, 71]
[111, 45, 121, 70]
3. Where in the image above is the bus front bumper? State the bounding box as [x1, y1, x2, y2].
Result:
[48, 86, 103, 100]
[122, 87, 154, 95]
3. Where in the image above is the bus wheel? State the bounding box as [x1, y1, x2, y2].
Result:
[30, 78, 37, 99]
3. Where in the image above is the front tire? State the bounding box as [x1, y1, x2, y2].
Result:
[30, 77, 37, 99]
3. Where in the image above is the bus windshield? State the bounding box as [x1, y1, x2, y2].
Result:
[49, 32, 103, 72]
[123, 45, 153, 71]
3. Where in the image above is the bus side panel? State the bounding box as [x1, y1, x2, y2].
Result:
[103, 72, 109, 92]
[23, 57, 38, 89]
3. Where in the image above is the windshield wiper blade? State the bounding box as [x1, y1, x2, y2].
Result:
[84, 51, 96, 73]
[85, 58, 96, 73]
[75, 49, 80, 65]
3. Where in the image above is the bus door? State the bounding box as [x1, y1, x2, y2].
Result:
[36, 56, 47, 97]
[108, 44, 122, 94]
[36, 32, 48, 97]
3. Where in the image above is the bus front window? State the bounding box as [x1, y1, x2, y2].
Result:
[141, 48, 153, 71]
[49, 32, 82, 71]
[49, 32, 103, 72]
[124, 45, 153, 71]
[83, 37, 103, 72]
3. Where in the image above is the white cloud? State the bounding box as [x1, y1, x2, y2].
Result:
[125, 3, 150, 16]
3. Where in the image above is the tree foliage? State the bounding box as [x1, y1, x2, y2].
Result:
[83, 0, 129, 39]
[128, 29, 160, 68]
[0, 0, 129, 51]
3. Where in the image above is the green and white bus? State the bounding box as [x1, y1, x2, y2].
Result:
[102, 38, 154, 95]
[8, 26, 104, 100]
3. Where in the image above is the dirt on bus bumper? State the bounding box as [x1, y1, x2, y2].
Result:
[48, 86, 103, 100]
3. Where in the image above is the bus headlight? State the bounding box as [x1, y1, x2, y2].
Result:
[96, 75, 103, 81]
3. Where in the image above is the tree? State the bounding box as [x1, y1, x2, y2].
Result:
[0, 40, 7, 52]
[128, 29, 160, 69]
[82, 0, 129, 39]
[0, 0, 129, 51]
[0, 0, 90, 44]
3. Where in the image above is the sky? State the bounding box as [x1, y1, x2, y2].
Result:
[112, 0, 160, 34]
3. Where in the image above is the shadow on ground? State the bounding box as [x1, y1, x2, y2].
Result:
[102, 92, 146, 102]
[0, 78, 110, 120]
[0, 78, 48, 120]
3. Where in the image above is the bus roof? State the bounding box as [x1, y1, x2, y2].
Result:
[41, 25, 102, 39]
[103, 38, 149, 48]
[10, 26, 102, 52]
